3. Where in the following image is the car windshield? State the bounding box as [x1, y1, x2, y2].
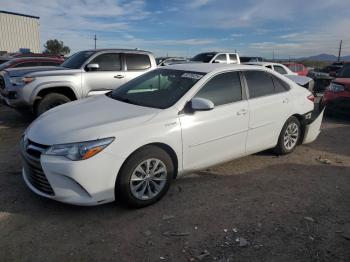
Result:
[109, 69, 205, 109]
[338, 66, 350, 78]
[61, 51, 95, 69]
[191, 53, 216, 63]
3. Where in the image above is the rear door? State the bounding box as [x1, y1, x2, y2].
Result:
[180, 71, 249, 170]
[82, 52, 126, 96]
[244, 70, 292, 153]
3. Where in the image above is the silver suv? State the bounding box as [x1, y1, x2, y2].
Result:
[0, 49, 157, 116]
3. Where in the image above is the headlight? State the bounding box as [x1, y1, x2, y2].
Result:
[10, 77, 25, 86]
[44, 137, 115, 161]
[328, 82, 345, 93]
[23, 76, 35, 85]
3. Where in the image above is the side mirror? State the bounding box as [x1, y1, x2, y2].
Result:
[191, 97, 214, 111]
[86, 63, 99, 71]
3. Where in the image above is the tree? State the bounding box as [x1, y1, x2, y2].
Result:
[44, 39, 70, 55]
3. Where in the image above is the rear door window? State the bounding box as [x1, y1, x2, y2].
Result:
[273, 65, 288, 75]
[244, 71, 275, 98]
[89, 53, 121, 71]
[272, 75, 290, 93]
[194, 72, 242, 106]
[229, 54, 238, 63]
[125, 54, 151, 70]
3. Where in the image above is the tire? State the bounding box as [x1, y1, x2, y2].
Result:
[274, 116, 301, 155]
[36, 93, 71, 116]
[116, 145, 174, 208]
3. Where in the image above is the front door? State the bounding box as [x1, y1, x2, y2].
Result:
[82, 53, 127, 96]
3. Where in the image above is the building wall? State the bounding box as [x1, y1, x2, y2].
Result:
[0, 12, 40, 53]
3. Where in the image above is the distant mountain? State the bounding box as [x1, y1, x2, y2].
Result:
[298, 53, 350, 62]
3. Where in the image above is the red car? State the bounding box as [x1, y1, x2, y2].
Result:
[284, 63, 309, 76]
[0, 57, 63, 71]
[321, 65, 350, 115]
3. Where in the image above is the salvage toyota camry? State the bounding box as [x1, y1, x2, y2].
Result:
[21, 63, 324, 207]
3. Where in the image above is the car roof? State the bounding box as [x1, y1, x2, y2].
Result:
[245, 62, 288, 67]
[82, 48, 153, 54]
[10, 57, 62, 62]
[163, 63, 264, 73]
[245, 62, 273, 66]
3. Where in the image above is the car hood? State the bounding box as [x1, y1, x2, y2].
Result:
[285, 75, 313, 86]
[27, 95, 161, 145]
[4, 66, 63, 77]
[29, 68, 81, 77]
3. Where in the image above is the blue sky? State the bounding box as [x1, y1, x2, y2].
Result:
[1, 0, 349, 58]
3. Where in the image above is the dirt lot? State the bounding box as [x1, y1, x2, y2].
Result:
[0, 104, 349, 262]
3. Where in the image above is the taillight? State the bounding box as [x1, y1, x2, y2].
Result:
[307, 94, 315, 102]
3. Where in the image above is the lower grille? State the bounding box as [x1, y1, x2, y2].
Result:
[21, 138, 54, 195]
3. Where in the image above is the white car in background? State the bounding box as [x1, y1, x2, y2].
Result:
[246, 62, 315, 92]
[21, 64, 323, 207]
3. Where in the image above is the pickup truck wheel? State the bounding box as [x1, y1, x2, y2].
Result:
[36, 93, 71, 116]
[116, 145, 174, 208]
[274, 116, 301, 155]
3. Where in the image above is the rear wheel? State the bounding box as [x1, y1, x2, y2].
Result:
[274, 116, 301, 155]
[36, 93, 71, 116]
[116, 145, 174, 208]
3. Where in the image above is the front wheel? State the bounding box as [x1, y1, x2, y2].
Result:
[116, 145, 174, 208]
[36, 93, 71, 116]
[274, 116, 301, 155]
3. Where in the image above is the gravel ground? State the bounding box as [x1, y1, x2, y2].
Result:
[0, 104, 349, 262]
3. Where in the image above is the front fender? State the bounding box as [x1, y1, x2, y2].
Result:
[29, 81, 80, 104]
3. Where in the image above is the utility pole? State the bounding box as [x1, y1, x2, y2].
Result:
[272, 50, 275, 61]
[94, 34, 97, 49]
[337, 40, 342, 62]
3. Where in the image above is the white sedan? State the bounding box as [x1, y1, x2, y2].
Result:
[21, 64, 324, 207]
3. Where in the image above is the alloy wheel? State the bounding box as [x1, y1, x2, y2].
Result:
[283, 122, 299, 150]
[130, 158, 167, 200]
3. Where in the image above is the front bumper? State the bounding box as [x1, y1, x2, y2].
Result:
[0, 85, 29, 108]
[21, 138, 125, 206]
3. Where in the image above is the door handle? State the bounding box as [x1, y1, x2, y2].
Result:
[283, 98, 289, 103]
[114, 75, 124, 79]
[236, 109, 248, 116]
